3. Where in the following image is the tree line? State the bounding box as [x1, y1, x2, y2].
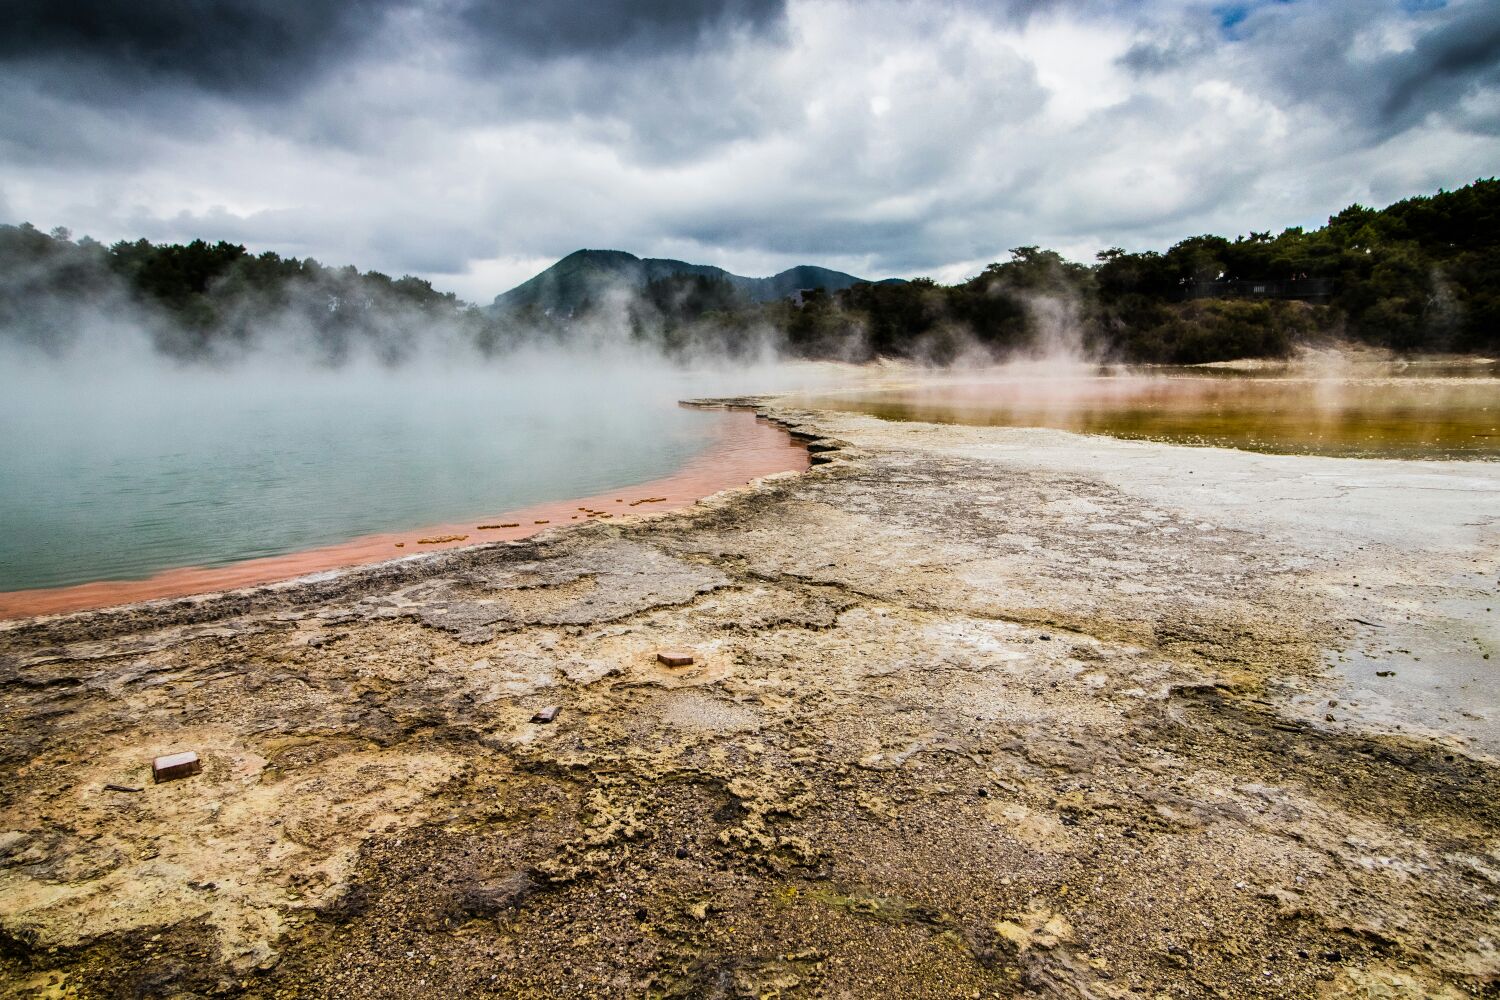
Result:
[772, 178, 1499, 363]
[3, 177, 1495, 365]
[0, 225, 490, 363]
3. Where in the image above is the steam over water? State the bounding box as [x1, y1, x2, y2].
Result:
[0, 354, 813, 593]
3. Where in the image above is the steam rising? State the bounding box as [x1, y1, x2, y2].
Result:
[0, 244, 866, 593]
[0, 226, 1111, 374]
[0, 226, 1122, 598]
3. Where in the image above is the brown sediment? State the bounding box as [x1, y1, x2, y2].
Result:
[0, 408, 808, 621]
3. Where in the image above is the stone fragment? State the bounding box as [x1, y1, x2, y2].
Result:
[657, 650, 695, 667]
[456, 872, 537, 917]
[531, 706, 560, 724]
[152, 751, 201, 784]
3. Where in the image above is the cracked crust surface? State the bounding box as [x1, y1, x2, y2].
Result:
[1, 401, 1497, 999]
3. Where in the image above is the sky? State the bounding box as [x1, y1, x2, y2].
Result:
[2, 0, 1497, 302]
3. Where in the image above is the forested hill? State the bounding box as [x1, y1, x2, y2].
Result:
[774, 177, 1500, 362]
[0, 227, 482, 362]
[491, 249, 896, 316]
[1, 178, 1496, 364]
[1088, 176, 1500, 358]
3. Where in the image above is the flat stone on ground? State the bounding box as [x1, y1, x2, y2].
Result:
[151, 751, 201, 783]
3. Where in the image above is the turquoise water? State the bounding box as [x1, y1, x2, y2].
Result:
[0, 358, 729, 592]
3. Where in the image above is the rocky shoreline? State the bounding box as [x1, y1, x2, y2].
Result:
[2, 398, 1497, 998]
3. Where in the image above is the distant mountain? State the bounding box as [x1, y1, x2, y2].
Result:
[491, 249, 901, 314]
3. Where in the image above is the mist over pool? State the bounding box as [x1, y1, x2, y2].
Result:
[0, 348, 828, 593]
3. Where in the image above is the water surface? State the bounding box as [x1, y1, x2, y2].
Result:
[0, 358, 791, 593]
[802, 363, 1500, 459]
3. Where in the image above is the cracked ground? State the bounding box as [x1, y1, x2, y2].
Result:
[1, 402, 1498, 998]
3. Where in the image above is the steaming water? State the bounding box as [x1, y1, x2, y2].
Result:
[805, 364, 1500, 460]
[0, 359, 790, 593]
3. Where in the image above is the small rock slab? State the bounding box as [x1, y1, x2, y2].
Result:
[657, 650, 695, 667]
[152, 751, 201, 784]
[531, 706, 560, 724]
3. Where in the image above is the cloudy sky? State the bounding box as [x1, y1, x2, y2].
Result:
[3, 0, 1497, 301]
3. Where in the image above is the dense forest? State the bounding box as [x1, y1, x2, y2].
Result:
[2, 178, 1496, 365]
[772, 177, 1500, 363]
[0, 225, 493, 363]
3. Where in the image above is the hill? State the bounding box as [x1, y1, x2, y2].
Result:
[491, 249, 899, 315]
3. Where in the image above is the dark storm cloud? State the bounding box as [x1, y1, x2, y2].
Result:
[454, 0, 788, 59]
[1118, 32, 1211, 74]
[1116, 1, 1500, 138]
[0, 0, 789, 112]
[1, 0, 1496, 298]
[1379, 1, 1500, 129]
[0, 0, 392, 97]
[1245, 0, 1500, 135]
